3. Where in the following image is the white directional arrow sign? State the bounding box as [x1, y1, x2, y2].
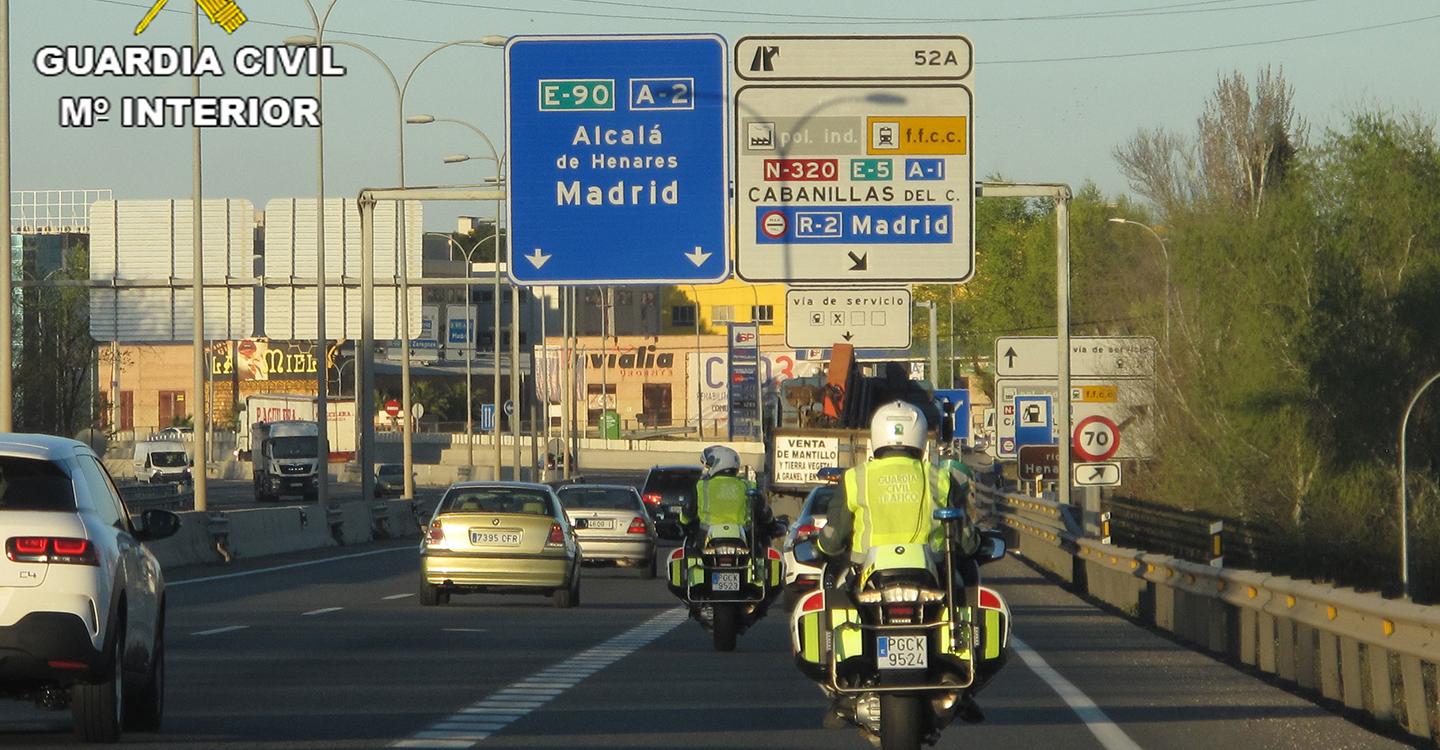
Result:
[686, 247, 712, 267]
[1074, 461, 1122, 486]
[525, 248, 551, 269]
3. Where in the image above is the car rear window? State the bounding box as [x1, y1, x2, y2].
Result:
[644, 469, 702, 499]
[806, 486, 836, 517]
[441, 488, 554, 516]
[557, 487, 640, 511]
[0, 456, 76, 512]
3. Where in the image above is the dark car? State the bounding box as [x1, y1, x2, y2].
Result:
[374, 463, 409, 498]
[639, 465, 704, 528]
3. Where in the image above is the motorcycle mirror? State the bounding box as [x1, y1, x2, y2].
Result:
[979, 530, 1007, 565]
[792, 540, 820, 565]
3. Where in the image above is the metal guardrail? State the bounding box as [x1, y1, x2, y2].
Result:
[974, 481, 1440, 743]
[117, 482, 194, 513]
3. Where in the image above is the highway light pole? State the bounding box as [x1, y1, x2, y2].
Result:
[1108, 217, 1171, 357]
[190, 1, 209, 511]
[916, 300, 938, 389]
[0, 0, 11, 432]
[1399, 370, 1440, 600]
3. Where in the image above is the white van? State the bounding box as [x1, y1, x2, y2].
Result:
[132, 439, 192, 484]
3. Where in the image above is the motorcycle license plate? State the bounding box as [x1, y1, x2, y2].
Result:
[877, 635, 928, 670]
[712, 572, 741, 591]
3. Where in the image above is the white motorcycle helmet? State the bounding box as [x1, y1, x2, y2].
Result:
[870, 400, 927, 455]
[701, 445, 741, 477]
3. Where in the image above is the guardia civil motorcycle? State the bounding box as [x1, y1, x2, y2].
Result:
[790, 509, 1011, 749]
[665, 489, 785, 651]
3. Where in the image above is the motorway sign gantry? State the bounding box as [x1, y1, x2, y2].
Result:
[994, 336, 1157, 379]
[733, 35, 974, 283]
[784, 287, 911, 349]
[505, 35, 729, 286]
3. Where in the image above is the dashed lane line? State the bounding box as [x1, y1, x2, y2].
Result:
[302, 607, 344, 616]
[190, 625, 250, 636]
[167, 546, 411, 587]
[384, 593, 416, 600]
[392, 607, 688, 748]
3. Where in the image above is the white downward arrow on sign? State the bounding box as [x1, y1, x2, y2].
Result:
[526, 248, 550, 269]
[685, 246, 711, 267]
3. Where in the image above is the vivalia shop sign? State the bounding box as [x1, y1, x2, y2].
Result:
[586, 346, 676, 376]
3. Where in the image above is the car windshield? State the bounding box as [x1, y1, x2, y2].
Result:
[0, 456, 76, 512]
[644, 469, 702, 502]
[441, 488, 554, 516]
[805, 486, 836, 517]
[557, 487, 640, 511]
[378, 465, 404, 478]
[150, 451, 187, 468]
[271, 436, 317, 458]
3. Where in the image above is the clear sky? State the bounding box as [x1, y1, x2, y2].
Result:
[12, 1, 1440, 230]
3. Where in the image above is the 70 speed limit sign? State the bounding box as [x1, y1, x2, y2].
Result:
[1073, 415, 1119, 462]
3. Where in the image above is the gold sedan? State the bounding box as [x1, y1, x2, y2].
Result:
[420, 482, 583, 608]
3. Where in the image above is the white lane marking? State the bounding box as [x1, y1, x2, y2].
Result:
[191, 625, 249, 636]
[435, 723, 504, 731]
[443, 628, 488, 633]
[168, 546, 411, 587]
[391, 607, 687, 748]
[1012, 636, 1145, 750]
[385, 593, 416, 600]
[303, 607, 343, 616]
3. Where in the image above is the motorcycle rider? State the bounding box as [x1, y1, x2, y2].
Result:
[815, 400, 988, 725]
[679, 445, 777, 554]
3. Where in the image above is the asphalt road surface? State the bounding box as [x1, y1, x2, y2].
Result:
[0, 541, 1407, 750]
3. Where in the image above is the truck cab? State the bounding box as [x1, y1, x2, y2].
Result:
[250, 420, 322, 502]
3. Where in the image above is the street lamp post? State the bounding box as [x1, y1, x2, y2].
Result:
[284, 33, 505, 497]
[1108, 217, 1171, 356]
[915, 300, 938, 388]
[1399, 371, 1440, 600]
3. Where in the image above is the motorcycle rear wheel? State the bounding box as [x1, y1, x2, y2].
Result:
[879, 694, 923, 750]
[712, 603, 738, 652]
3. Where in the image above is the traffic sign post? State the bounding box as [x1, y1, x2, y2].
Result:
[733, 35, 974, 283]
[505, 35, 730, 285]
[785, 287, 911, 349]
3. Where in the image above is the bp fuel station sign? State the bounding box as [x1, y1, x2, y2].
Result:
[733, 36, 974, 283]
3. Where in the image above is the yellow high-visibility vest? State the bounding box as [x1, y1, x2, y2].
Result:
[693, 475, 752, 527]
[844, 456, 949, 552]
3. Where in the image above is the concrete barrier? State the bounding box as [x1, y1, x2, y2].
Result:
[142, 498, 424, 570]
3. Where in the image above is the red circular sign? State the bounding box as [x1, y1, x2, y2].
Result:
[761, 210, 788, 239]
[1072, 415, 1120, 462]
[384, 399, 402, 417]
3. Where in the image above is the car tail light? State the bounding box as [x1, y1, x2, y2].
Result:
[425, 522, 445, 547]
[6, 537, 98, 565]
[642, 493, 662, 506]
[979, 588, 1003, 609]
[796, 523, 820, 540]
[627, 517, 649, 534]
[547, 523, 565, 546]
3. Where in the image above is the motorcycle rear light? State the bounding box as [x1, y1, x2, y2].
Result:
[547, 523, 565, 546]
[717, 556, 735, 566]
[626, 517, 649, 534]
[425, 522, 445, 546]
[979, 588, 1003, 609]
[47, 660, 89, 670]
[886, 605, 915, 618]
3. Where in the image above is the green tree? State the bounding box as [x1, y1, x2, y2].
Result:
[14, 241, 97, 437]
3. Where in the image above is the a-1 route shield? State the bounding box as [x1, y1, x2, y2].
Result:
[505, 35, 730, 286]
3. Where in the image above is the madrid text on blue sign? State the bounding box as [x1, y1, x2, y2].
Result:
[505, 35, 729, 285]
[755, 205, 953, 245]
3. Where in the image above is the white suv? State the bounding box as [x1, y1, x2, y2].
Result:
[0, 434, 181, 742]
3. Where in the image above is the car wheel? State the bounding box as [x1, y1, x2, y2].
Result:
[639, 553, 657, 580]
[72, 618, 124, 743]
[420, 581, 443, 606]
[124, 625, 163, 732]
[553, 570, 580, 609]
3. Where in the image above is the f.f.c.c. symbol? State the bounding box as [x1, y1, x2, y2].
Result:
[750, 45, 780, 72]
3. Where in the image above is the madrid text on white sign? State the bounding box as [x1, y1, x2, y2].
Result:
[785, 287, 911, 349]
[733, 35, 974, 284]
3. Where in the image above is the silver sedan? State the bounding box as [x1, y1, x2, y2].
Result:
[555, 484, 658, 579]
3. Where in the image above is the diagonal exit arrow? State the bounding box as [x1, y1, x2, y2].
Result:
[847, 251, 868, 271]
[1089, 466, 1108, 481]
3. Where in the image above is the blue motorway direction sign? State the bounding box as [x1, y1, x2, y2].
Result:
[505, 35, 729, 286]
